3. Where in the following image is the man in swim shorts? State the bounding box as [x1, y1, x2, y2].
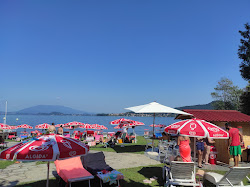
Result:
[225, 123, 243, 167]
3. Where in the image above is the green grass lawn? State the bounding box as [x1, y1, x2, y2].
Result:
[90, 136, 159, 154]
[12, 164, 250, 187]
[0, 160, 15, 169]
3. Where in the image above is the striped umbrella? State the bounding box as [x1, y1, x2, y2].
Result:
[35, 123, 51, 129]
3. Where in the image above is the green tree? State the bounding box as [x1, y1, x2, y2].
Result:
[238, 23, 250, 80]
[240, 82, 250, 115]
[238, 23, 250, 115]
[211, 77, 243, 110]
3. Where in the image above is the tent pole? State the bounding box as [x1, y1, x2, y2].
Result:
[47, 161, 50, 187]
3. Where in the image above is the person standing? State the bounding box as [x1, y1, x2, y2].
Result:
[203, 138, 215, 165]
[48, 122, 56, 134]
[178, 135, 191, 162]
[225, 123, 243, 167]
[196, 138, 204, 168]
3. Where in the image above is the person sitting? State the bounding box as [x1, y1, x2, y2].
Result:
[174, 155, 183, 161]
[158, 132, 170, 141]
[0, 136, 4, 143]
[57, 125, 64, 135]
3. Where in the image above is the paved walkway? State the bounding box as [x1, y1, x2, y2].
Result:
[0, 150, 160, 187]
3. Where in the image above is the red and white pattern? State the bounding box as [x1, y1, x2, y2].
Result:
[63, 121, 84, 127]
[0, 123, 10, 130]
[0, 134, 89, 161]
[64, 126, 74, 129]
[55, 124, 64, 127]
[35, 123, 51, 129]
[91, 124, 102, 129]
[100, 125, 108, 130]
[149, 124, 166, 128]
[110, 118, 135, 125]
[17, 124, 33, 129]
[165, 119, 229, 138]
[9, 126, 18, 130]
[117, 121, 144, 128]
[79, 124, 93, 129]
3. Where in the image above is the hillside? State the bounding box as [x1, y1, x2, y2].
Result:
[16, 105, 87, 114]
[176, 101, 215, 110]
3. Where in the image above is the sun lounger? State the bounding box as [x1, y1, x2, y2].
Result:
[54, 156, 94, 187]
[82, 151, 124, 186]
[204, 167, 250, 187]
[165, 161, 199, 186]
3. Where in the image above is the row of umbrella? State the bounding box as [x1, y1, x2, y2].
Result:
[0, 122, 109, 130]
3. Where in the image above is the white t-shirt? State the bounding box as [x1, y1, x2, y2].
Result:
[122, 127, 128, 134]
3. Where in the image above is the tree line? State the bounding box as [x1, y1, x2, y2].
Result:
[211, 23, 250, 115]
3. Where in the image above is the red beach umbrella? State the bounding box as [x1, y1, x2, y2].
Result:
[17, 124, 33, 132]
[0, 134, 89, 187]
[91, 124, 102, 129]
[63, 121, 83, 127]
[100, 125, 108, 130]
[9, 126, 18, 130]
[118, 121, 145, 128]
[0, 123, 10, 130]
[165, 118, 229, 139]
[165, 118, 229, 161]
[79, 124, 93, 129]
[110, 118, 135, 125]
[35, 123, 51, 129]
[17, 124, 33, 129]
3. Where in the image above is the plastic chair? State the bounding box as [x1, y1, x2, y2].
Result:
[204, 167, 250, 186]
[165, 161, 199, 186]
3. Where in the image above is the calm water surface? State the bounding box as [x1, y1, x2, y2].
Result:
[0, 115, 180, 136]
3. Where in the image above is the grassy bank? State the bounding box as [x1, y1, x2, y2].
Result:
[90, 136, 159, 154]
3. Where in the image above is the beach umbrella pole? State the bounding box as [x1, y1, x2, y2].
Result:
[47, 161, 50, 187]
[193, 138, 196, 162]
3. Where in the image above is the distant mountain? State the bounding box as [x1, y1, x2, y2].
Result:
[176, 101, 215, 110]
[16, 105, 88, 115]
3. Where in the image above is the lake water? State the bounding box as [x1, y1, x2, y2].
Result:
[0, 115, 180, 136]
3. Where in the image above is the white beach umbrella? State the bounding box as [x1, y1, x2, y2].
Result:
[125, 102, 192, 136]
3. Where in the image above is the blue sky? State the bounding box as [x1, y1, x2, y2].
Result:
[0, 1, 250, 113]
